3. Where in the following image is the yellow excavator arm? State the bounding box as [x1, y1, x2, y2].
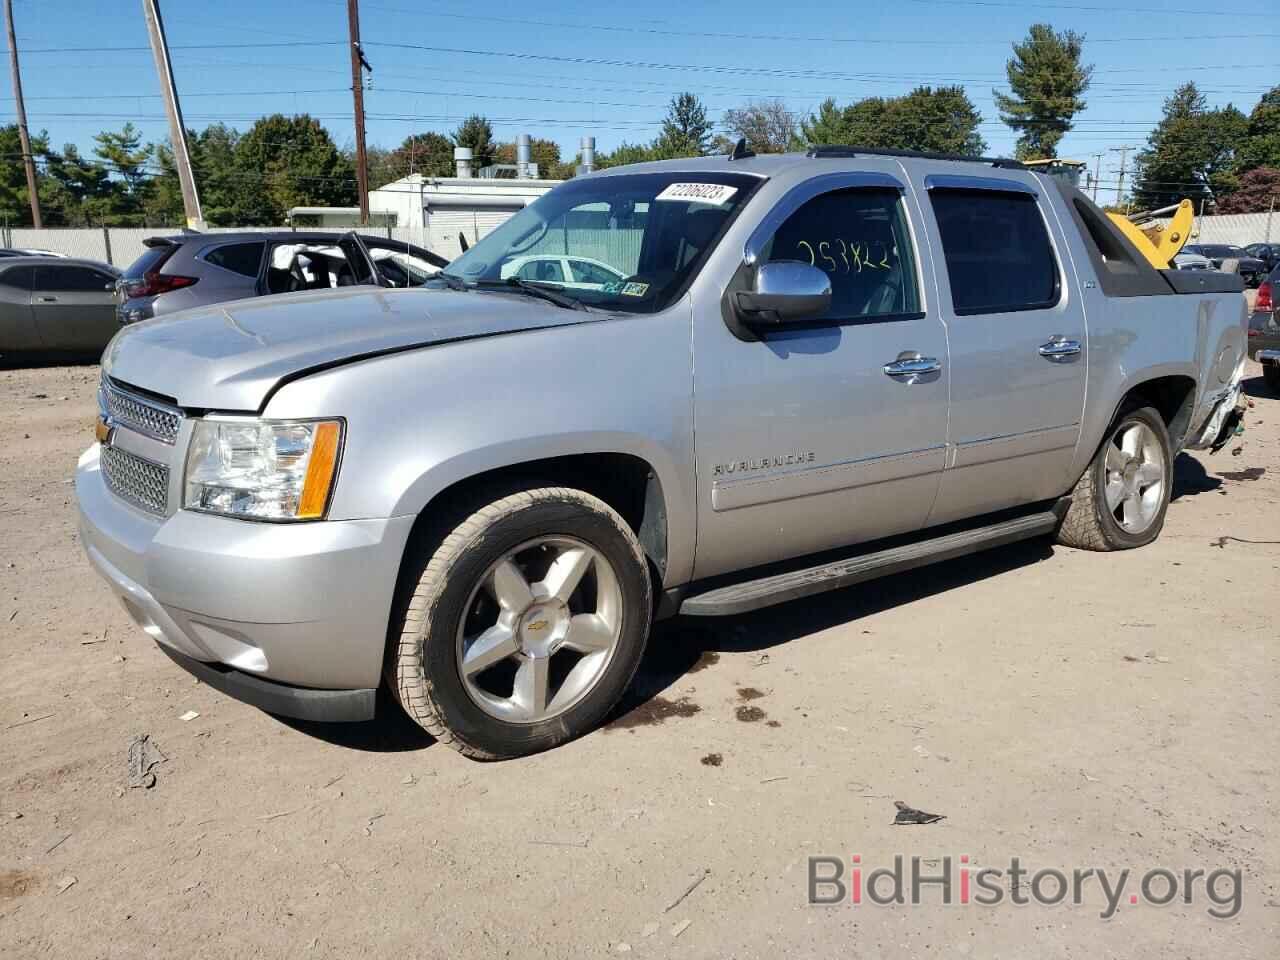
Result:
[1106, 199, 1193, 269]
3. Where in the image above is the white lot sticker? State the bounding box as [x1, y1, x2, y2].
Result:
[654, 182, 738, 206]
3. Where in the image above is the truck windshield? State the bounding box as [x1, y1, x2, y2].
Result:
[440, 172, 762, 313]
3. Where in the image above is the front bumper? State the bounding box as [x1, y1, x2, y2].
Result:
[76, 443, 416, 715]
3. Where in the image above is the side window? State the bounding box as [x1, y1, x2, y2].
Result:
[929, 189, 1059, 315]
[36, 265, 114, 292]
[568, 260, 618, 285]
[762, 188, 921, 321]
[0, 265, 34, 291]
[203, 242, 264, 278]
[519, 258, 564, 283]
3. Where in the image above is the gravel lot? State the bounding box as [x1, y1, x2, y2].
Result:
[2, 356, 1277, 958]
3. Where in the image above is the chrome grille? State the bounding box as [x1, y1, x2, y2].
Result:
[101, 444, 170, 515]
[102, 381, 181, 444]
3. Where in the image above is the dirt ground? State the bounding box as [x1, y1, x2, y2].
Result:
[1, 355, 1277, 959]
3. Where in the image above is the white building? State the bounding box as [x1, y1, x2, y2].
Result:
[369, 173, 562, 260]
[287, 138, 598, 261]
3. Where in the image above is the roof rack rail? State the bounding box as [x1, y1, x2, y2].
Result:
[805, 145, 1025, 170]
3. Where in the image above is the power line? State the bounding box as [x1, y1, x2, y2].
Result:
[360, 40, 1280, 87]
[340, 1, 1277, 47]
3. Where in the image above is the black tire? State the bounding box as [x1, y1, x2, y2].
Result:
[1264, 364, 1280, 393]
[389, 486, 652, 760]
[1057, 404, 1172, 552]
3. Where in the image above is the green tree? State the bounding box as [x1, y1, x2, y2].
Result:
[453, 115, 495, 171]
[717, 99, 799, 154]
[1132, 83, 1248, 209]
[383, 131, 456, 181]
[189, 123, 244, 225]
[993, 24, 1092, 160]
[1236, 86, 1280, 173]
[92, 123, 153, 222]
[42, 142, 114, 225]
[594, 141, 659, 169]
[801, 87, 987, 156]
[655, 93, 712, 158]
[233, 114, 355, 224]
[0, 124, 53, 225]
[800, 99, 850, 146]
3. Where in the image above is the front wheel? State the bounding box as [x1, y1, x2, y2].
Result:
[1057, 404, 1172, 551]
[389, 486, 652, 759]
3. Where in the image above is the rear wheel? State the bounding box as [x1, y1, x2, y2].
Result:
[390, 486, 652, 760]
[1057, 404, 1172, 551]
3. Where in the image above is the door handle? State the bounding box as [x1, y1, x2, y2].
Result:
[883, 355, 943, 379]
[1039, 336, 1081, 362]
[37, 296, 57, 303]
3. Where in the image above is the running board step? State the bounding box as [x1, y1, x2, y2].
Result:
[678, 511, 1059, 617]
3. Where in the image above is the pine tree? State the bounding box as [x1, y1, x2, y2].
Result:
[993, 24, 1092, 160]
[655, 93, 712, 158]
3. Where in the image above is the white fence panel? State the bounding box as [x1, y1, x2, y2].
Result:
[1153, 211, 1276, 247]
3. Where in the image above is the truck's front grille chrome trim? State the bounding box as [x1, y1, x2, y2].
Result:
[101, 444, 170, 516]
[102, 381, 182, 445]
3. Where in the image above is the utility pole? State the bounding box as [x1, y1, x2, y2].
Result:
[141, 0, 204, 229]
[1090, 152, 1103, 203]
[4, 0, 41, 228]
[1109, 144, 1134, 208]
[347, 0, 371, 225]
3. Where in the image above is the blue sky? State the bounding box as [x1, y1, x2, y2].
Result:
[3, 0, 1275, 201]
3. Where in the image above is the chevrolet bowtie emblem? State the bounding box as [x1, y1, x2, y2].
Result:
[94, 416, 113, 445]
[525, 620, 549, 632]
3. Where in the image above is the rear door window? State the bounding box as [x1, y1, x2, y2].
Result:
[929, 190, 1059, 315]
[202, 241, 264, 278]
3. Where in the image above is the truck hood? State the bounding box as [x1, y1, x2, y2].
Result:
[102, 286, 597, 410]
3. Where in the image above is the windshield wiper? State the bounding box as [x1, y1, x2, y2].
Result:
[432, 272, 469, 291]
[476, 277, 586, 311]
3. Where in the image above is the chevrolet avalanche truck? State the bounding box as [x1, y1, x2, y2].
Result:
[77, 147, 1248, 759]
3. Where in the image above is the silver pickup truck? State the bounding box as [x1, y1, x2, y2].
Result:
[76, 148, 1247, 759]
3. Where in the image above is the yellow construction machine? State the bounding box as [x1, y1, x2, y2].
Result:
[1106, 200, 1195, 270]
[1019, 159, 1193, 269]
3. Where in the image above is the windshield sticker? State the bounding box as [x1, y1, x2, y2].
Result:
[654, 182, 739, 206]
[620, 282, 650, 297]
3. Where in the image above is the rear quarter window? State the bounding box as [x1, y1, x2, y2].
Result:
[930, 189, 1059, 315]
[202, 241, 265, 278]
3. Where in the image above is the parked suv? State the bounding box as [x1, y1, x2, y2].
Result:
[78, 149, 1247, 759]
[116, 231, 448, 324]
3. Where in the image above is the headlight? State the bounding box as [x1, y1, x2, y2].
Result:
[183, 418, 343, 521]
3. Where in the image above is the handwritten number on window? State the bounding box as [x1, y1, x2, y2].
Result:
[793, 239, 895, 274]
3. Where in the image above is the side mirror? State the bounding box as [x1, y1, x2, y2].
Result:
[734, 261, 831, 328]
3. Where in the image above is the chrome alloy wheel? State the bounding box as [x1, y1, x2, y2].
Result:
[1103, 421, 1167, 534]
[455, 536, 623, 723]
